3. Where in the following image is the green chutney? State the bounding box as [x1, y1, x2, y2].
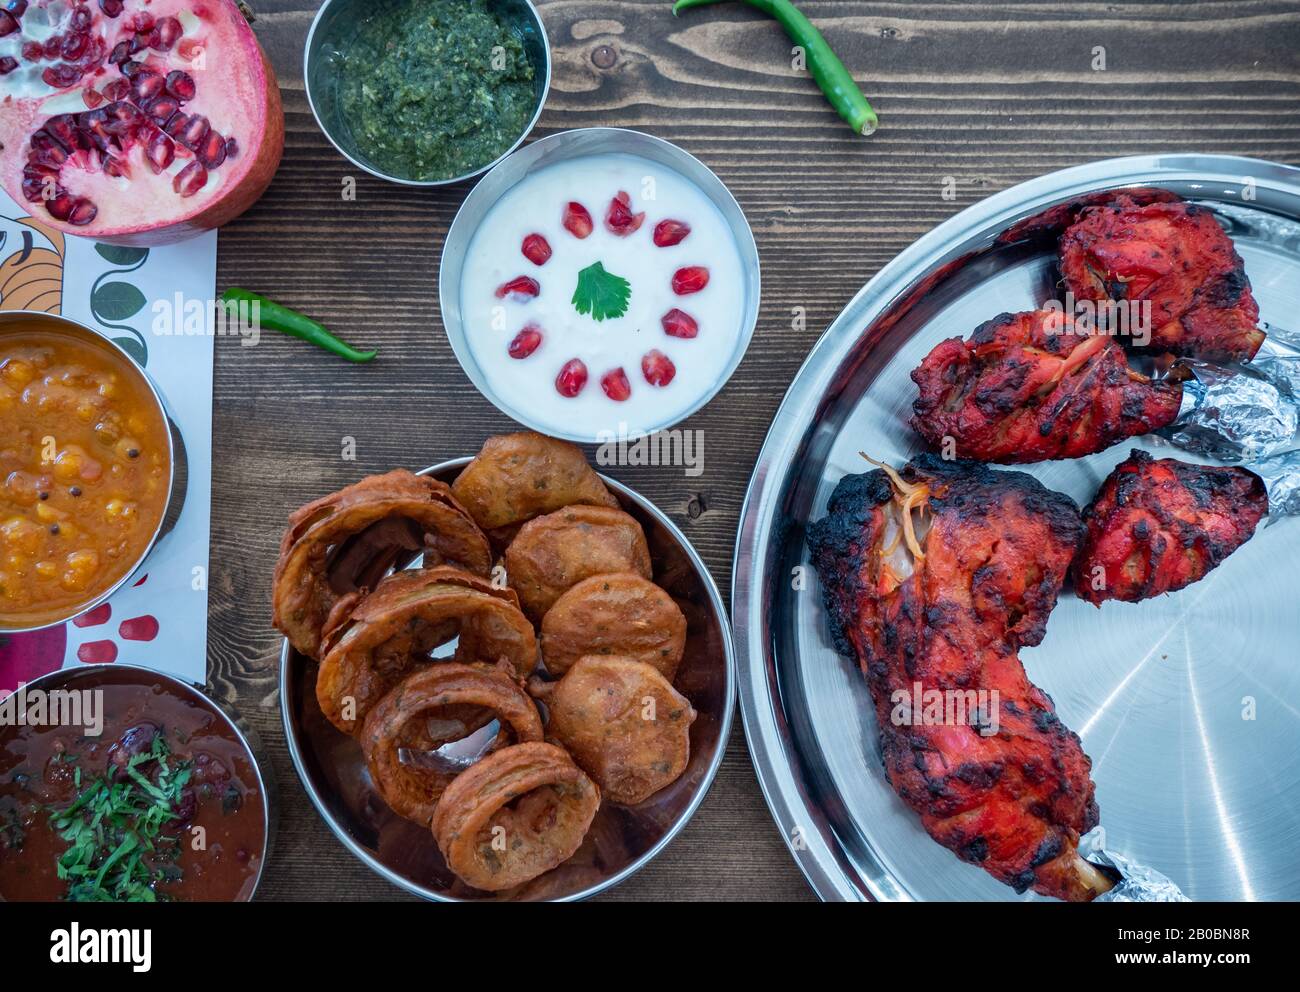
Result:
[337, 0, 537, 181]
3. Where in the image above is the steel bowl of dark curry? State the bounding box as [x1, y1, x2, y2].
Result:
[0, 665, 269, 902]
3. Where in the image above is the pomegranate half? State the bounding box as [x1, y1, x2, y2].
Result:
[0, 0, 283, 245]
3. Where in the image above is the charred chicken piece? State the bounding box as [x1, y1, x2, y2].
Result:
[1059, 196, 1265, 362]
[910, 310, 1183, 463]
[1075, 449, 1267, 605]
[808, 455, 1111, 901]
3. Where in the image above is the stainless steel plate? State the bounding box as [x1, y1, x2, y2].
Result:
[734, 154, 1300, 902]
[281, 458, 735, 901]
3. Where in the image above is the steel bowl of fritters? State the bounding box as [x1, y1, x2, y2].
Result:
[279, 448, 735, 901]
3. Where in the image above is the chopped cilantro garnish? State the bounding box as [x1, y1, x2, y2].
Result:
[47, 733, 192, 903]
[571, 261, 632, 322]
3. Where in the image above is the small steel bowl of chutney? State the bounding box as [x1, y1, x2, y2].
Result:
[304, 0, 552, 186]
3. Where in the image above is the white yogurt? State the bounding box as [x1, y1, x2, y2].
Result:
[459, 153, 747, 438]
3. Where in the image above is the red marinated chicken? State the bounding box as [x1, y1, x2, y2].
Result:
[1059, 196, 1264, 362]
[808, 455, 1111, 901]
[910, 310, 1183, 463]
[1075, 449, 1267, 604]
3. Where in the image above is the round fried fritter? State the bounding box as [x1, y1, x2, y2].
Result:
[316, 566, 537, 735]
[431, 742, 600, 892]
[529, 656, 696, 806]
[540, 573, 686, 680]
[273, 470, 492, 659]
[504, 506, 652, 622]
[360, 663, 543, 827]
[451, 432, 619, 532]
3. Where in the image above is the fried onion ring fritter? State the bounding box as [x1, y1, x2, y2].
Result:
[273, 470, 492, 659]
[529, 656, 695, 805]
[431, 742, 600, 892]
[316, 566, 537, 734]
[504, 506, 652, 621]
[360, 663, 543, 826]
[451, 432, 618, 532]
[540, 573, 687, 680]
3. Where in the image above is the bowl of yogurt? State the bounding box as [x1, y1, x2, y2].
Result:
[439, 128, 760, 442]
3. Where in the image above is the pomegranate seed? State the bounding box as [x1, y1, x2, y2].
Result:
[22, 41, 42, 62]
[102, 78, 130, 101]
[131, 70, 165, 102]
[145, 95, 179, 124]
[82, 87, 105, 108]
[179, 114, 210, 151]
[0, 55, 17, 76]
[641, 350, 676, 387]
[198, 130, 227, 169]
[671, 266, 709, 295]
[177, 38, 203, 62]
[661, 308, 699, 338]
[508, 324, 543, 359]
[555, 359, 588, 398]
[146, 131, 175, 174]
[108, 41, 131, 65]
[119, 59, 145, 79]
[604, 191, 646, 236]
[653, 219, 691, 247]
[600, 367, 632, 402]
[163, 111, 190, 138]
[46, 193, 75, 220]
[521, 233, 551, 266]
[68, 198, 97, 226]
[20, 173, 47, 202]
[173, 160, 208, 198]
[43, 36, 61, 59]
[43, 63, 83, 88]
[562, 201, 593, 239]
[130, 11, 155, 32]
[495, 276, 540, 301]
[103, 155, 130, 179]
[29, 131, 69, 168]
[155, 16, 182, 49]
[224, 137, 239, 160]
[103, 100, 142, 136]
[45, 114, 79, 149]
[165, 70, 196, 102]
[61, 32, 88, 60]
[98, 0, 124, 16]
[0, 11, 16, 37]
[70, 4, 90, 30]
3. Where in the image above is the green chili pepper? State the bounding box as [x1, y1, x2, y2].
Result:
[672, 0, 879, 136]
[219, 288, 378, 363]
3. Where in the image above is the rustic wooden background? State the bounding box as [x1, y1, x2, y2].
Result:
[212, 0, 1300, 900]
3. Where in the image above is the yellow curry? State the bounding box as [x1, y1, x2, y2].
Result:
[0, 325, 170, 628]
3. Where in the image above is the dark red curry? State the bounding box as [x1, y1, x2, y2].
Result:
[0, 667, 265, 902]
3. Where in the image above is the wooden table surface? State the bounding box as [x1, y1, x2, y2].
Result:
[213, 0, 1300, 901]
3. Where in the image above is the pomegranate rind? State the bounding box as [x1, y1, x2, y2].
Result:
[0, 0, 285, 246]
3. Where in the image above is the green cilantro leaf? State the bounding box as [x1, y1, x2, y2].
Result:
[571, 262, 631, 321]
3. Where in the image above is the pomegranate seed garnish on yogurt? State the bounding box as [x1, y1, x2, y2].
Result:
[672, 266, 709, 295]
[604, 191, 645, 236]
[642, 350, 676, 387]
[508, 324, 543, 359]
[521, 233, 552, 266]
[459, 152, 747, 436]
[556, 358, 589, 398]
[661, 308, 699, 339]
[562, 201, 593, 239]
[495, 276, 540, 301]
[601, 367, 632, 401]
[653, 219, 691, 247]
